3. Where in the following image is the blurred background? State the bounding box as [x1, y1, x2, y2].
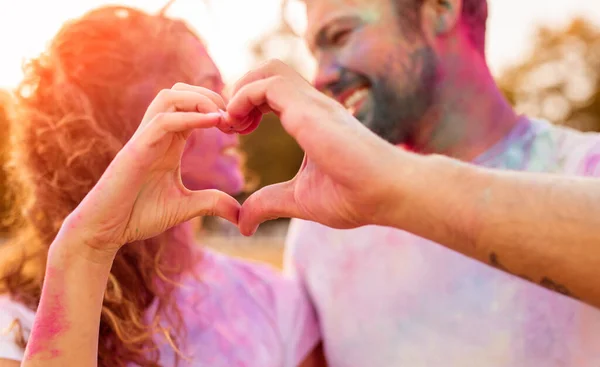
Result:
[1, 0, 600, 267]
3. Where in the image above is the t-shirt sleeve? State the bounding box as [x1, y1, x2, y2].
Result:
[272, 273, 321, 367]
[572, 136, 600, 177]
[282, 219, 312, 279]
[226, 251, 321, 367]
[280, 219, 322, 365]
[0, 297, 34, 362]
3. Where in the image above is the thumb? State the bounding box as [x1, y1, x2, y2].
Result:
[180, 189, 241, 225]
[239, 180, 300, 236]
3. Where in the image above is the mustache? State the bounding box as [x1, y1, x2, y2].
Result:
[326, 68, 370, 97]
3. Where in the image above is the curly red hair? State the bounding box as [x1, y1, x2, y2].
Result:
[0, 6, 212, 366]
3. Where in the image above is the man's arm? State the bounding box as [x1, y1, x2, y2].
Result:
[390, 153, 600, 307]
[20, 236, 114, 366]
[228, 60, 600, 308]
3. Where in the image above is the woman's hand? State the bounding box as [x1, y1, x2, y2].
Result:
[59, 83, 240, 260]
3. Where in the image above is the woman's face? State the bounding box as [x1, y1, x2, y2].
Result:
[178, 36, 244, 195]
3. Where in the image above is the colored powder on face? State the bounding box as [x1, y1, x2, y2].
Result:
[25, 266, 69, 360]
[360, 7, 381, 24]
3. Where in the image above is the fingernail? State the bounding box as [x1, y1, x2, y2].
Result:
[218, 109, 227, 120]
[205, 112, 222, 119]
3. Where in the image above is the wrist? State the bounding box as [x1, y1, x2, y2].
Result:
[383, 151, 487, 248]
[51, 226, 119, 267]
[376, 148, 429, 228]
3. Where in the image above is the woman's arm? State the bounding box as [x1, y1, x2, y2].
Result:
[20, 235, 115, 365]
[20, 84, 240, 366]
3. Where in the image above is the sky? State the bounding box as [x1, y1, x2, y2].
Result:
[1, 0, 600, 89]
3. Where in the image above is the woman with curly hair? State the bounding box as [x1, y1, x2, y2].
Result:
[0, 6, 323, 367]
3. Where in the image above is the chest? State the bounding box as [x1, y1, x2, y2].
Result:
[298, 227, 600, 367]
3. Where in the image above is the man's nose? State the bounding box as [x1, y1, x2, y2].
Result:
[313, 60, 341, 93]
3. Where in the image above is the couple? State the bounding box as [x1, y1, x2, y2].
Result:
[2, 2, 600, 367]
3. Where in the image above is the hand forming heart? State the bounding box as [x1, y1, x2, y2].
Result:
[61, 60, 411, 262]
[223, 59, 410, 236]
[61, 83, 241, 257]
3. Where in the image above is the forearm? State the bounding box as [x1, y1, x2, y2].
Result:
[389, 153, 600, 308]
[22, 231, 115, 366]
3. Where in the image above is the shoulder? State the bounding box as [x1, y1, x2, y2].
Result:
[0, 295, 35, 362]
[284, 219, 395, 266]
[194, 249, 315, 319]
[285, 218, 350, 252]
[284, 219, 333, 274]
[177, 249, 321, 366]
[534, 119, 600, 176]
[198, 248, 292, 298]
[286, 219, 390, 243]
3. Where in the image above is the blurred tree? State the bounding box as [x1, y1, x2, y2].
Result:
[204, 111, 304, 232]
[240, 112, 304, 190]
[239, 0, 312, 196]
[204, 0, 310, 233]
[0, 90, 13, 234]
[499, 18, 600, 132]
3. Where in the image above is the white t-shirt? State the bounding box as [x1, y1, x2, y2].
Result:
[0, 248, 320, 367]
[285, 118, 600, 367]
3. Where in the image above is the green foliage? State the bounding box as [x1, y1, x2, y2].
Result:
[239, 113, 304, 193]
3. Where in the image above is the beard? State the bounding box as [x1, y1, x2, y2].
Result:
[333, 45, 439, 145]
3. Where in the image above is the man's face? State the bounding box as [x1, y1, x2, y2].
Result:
[305, 0, 439, 145]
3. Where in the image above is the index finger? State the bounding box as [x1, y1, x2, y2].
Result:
[138, 89, 222, 134]
[171, 82, 226, 110]
[230, 59, 303, 97]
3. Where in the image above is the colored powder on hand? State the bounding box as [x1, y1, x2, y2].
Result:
[25, 266, 69, 360]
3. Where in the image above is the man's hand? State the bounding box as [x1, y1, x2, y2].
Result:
[226, 59, 414, 235]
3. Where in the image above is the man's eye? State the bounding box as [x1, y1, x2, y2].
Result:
[330, 29, 352, 46]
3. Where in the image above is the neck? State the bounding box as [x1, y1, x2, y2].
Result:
[412, 46, 519, 162]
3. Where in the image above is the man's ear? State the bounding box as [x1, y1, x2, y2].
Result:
[423, 0, 462, 35]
